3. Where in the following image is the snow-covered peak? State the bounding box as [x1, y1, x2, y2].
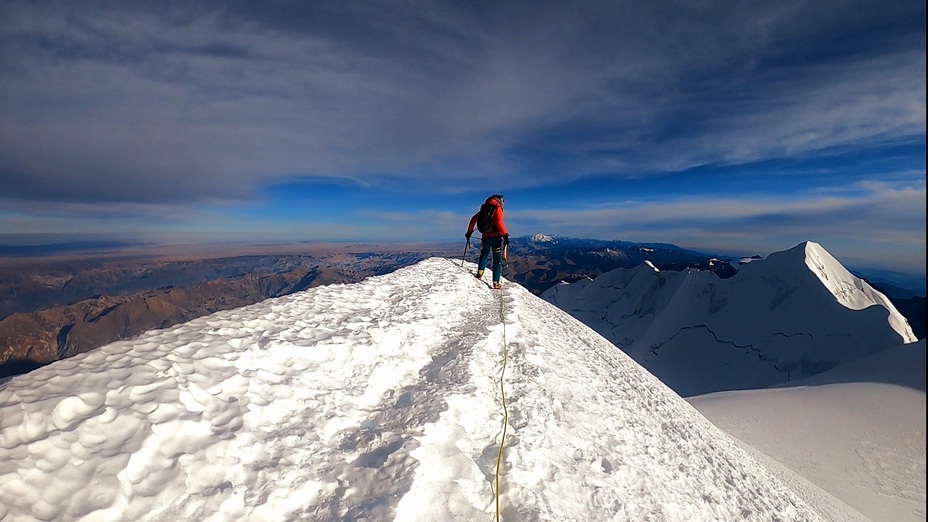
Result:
[0, 258, 831, 521]
[542, 242, 917, 395]
[530, 233, 555, 242]
[754, 241, 914, 334]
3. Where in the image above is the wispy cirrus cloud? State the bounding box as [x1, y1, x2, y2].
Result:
[0, 1, 923, 271]
[1, 1, 923, 202]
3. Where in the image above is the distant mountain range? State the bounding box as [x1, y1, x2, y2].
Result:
[0, 246, 458, 378]
[0, 237, 924, 379]
[512, 234, 926, 296]
[541, 241, 919, 396]
[0, 240, 145, 257]
[506, 234, 738, 294]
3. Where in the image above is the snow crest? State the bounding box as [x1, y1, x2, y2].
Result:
[0, 258, 829, 521]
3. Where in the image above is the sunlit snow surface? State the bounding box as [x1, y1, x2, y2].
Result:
[1, 258, 839, 521]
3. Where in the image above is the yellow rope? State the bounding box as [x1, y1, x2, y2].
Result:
[494, 285, 509, 522]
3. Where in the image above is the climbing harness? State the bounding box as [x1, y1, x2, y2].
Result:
[493, 272, 510, 522]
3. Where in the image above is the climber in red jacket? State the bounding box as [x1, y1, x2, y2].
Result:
[465, 194, 509, 289]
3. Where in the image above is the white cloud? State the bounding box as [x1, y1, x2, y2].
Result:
[1, 1, 924, 203]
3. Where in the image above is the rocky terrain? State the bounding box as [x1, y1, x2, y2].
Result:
[0, 243, 458, 378]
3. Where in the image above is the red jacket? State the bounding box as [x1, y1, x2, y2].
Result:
[467, 197, 509, 238]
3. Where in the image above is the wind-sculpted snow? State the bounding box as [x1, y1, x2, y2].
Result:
[794, 241, 914, 335]
[543, 241, 917, 396]
[0, 258, 833, 521]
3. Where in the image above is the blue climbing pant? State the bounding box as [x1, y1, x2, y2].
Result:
[478, 236, 505, 283]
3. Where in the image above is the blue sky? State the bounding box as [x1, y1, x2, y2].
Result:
[0, 1, 924, 273]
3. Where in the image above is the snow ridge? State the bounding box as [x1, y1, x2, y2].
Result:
[0, 258, 832, 521]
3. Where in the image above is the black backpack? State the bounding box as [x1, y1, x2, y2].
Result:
[476, 203, 498, 234]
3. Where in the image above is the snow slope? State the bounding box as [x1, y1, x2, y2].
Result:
[0, 258, 855, 521]
[690, 340, 926, 522]
[541, 241, 917, 396]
